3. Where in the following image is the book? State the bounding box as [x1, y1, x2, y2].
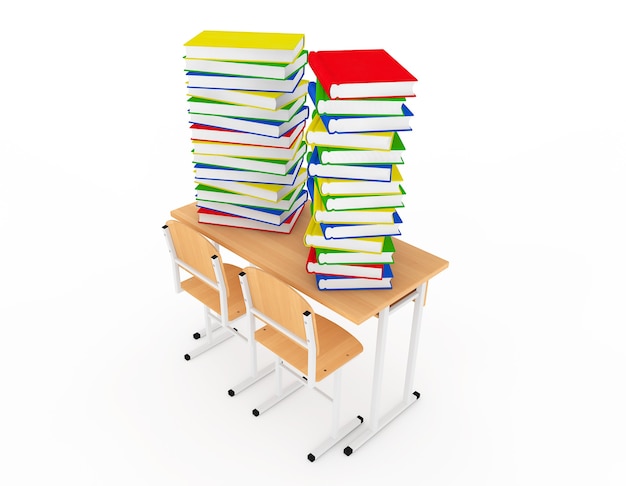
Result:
[184, 50, 308, 80]
[190, 122, 304, 148]
[309, 81, 408, 116]
[188, 105, 309, 138]
[184, 31, 304, 63]
[319, 214, 402, 239]
[319, 106, 413, 134]
[316, 165, 403, 195]
[196, 189, 308, 226]
[308, 49, 417, 99]
[304, 217, 386, 253]
[306, 114, 396, 150]
[188, 94, 306, 121]
[305, 247, 386, 279]
[186, 67, 305, 92]
[187, 79, 309, 110]
[315, 237, 395, 265]
[309, 179, 398, 224]
[195, 167, 307, 203]
[196, 184, 307, 210]
[318, 186, 405, 211]
[308, 148, 394, 181]
[316, 133, 405, 164]
[194, 155, 305, 185]
[315, 267, 393, 290]
[191, 132, 305, 160]
[197, 203, 304, 234]
[192, 141, 306, 175]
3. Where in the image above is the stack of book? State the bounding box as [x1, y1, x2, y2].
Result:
[303, 49, 417, 290]
[183, 30, 311, 233]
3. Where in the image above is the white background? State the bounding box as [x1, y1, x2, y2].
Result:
[1, 1, 625, 484]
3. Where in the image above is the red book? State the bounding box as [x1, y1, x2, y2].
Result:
[308, 49, 417, 100]
[197, 205, 304, 234]
[305, 247, 386, 279]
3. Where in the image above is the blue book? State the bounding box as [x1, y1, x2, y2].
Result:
[319, 212, 402, 239]
[315, 264, 394, 290]
[195, 154, 305, 184]
[186, 67, 305, 93]
[319, 105, 413, 134]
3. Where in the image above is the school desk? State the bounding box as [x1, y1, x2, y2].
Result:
[170, 202, 448, 455]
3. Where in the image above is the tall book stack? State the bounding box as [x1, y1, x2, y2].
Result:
[183, 30, 311, 233]
[303, 49, 417, 290]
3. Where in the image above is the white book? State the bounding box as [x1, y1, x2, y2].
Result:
[186, 67, 305, 93]
[187, 79, 309, 110]
[313, 208, 398, 225]
[188, 94, 306, 121]
[184, 50, 308, 80]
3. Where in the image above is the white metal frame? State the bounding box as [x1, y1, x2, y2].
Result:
[162, 224, 247, 360]
[238, 271, 363, 462]
[343, 283, 426, 456]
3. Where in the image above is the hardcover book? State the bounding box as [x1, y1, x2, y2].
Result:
[190, 122, 305, 148]
[191, 132, 305, 160]
[187, 79, 309, 110]
[193, 141, 306, 176]
[184, 50, 308, 80]
[306, 114, 396, 150]
[186, 67, 305, 93]
[306, 247, 387, 279]
[315, 265, 394, 290]
[197, 204, 304, 233]
[308, 49, 417, 99]
[188, 104, 309, 138]
[184, 31, 305, 63]
[309, 81, 408, 116]
[188, 95, 307, 122]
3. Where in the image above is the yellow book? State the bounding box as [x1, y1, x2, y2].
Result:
[303, 217, 385, 253]
[184, 30, 305, 63]
[305, 114, 395, 150]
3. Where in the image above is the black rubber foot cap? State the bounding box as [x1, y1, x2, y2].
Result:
[252, 409, 259, 417]
[184, 354, 191, 361]
[357, 415, 364, 423]
[413, 391, 421, 400]
[193, 332, 201, 340]
[307, 453, 315, 462]
[344, 446, 353, 456]
[227, 389, 235, 397]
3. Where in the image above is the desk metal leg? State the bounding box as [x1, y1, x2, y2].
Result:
[344, 283, 426, 456]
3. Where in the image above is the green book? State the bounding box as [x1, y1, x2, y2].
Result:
[314, 237, 396, 265]
[315, 132, 405, 165]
